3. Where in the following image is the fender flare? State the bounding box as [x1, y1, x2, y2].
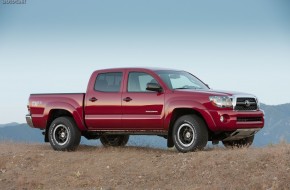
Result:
[164, 100, 216, 131]
[44, 102, 86, 131]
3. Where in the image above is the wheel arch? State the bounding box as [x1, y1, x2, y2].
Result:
[44, 101, 86, 129]
[44, 103, 86, 142]
[45, 109, 74, 142]
[166, 107, 210, 148]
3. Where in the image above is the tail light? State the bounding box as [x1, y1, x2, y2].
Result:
[27, 101, 31, 115]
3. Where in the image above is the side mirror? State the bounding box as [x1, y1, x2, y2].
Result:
[146, 83, 162, 92]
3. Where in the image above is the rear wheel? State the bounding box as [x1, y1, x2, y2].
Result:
[48, 117, 81, 151]
[100, 135, 129, 147]
[222, 135, 254, 148]
[172, 115, 208, 153]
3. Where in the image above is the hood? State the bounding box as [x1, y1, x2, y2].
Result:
[174, 89, 254, 97]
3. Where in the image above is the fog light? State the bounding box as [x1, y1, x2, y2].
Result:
[220, 114, 229, 123]
[220, 115, 225, 122]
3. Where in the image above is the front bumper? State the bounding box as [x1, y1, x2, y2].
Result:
[26, 114, 34, 128]
[222, 128, 260, 141]
[208, 109, 264, 131]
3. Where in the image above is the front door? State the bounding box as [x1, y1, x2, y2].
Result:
[122, 71, 165, 130]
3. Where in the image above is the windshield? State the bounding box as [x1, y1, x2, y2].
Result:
[155, 70, 209, 90]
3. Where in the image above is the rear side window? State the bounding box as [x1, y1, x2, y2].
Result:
[128, 72, 158, 92]
[94, 72, 123, 92]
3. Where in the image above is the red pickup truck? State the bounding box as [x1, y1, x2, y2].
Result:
[26, 68, 264, 152]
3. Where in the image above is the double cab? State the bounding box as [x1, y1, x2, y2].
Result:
[26, 68, 264, 152]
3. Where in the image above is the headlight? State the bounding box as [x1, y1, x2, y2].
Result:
[256, 97, 260, 109]
[209, 96, 233, 108]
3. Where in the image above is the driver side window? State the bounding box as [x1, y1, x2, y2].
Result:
[128, 72, 158, 92]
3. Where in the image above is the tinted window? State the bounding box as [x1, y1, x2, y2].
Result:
[94, 72, 123, 92]
[128, 72, 158, 92]
[156, 71, 208, 90]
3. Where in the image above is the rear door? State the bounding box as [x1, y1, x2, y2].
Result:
[85, 71, 123, 129]
[122, 70, 165, 130]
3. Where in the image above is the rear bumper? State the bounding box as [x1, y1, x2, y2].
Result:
[208, 109, 264, 131]
[26, 114, 34, 128]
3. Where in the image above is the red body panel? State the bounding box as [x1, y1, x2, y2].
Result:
[121, 69, 165, 130]
[84, 69, 123, 129]
[27, 68, 265, 135]
[28, 94, 86, 130]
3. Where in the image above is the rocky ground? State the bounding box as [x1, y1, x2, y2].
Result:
[0, 142, 289, 190]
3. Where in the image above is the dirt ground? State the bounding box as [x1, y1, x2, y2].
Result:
[0, 142, 289, 190]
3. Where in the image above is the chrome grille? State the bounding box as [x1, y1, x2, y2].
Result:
[235, 97, 258, 111]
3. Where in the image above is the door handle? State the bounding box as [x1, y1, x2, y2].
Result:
[89, 97, 98, 102]
[123, 97, 132, 102]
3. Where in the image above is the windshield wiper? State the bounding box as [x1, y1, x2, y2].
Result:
[175, 87, 190, 89]
[174, 87, 197, 90]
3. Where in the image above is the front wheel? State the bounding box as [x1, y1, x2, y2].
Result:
[172, 115, 208, 153]
[48, 117, 81, 151]
[100, 135, 129, 147]
[222, 135, 254, 148]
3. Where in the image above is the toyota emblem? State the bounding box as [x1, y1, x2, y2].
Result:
[244, 100, 251, 107]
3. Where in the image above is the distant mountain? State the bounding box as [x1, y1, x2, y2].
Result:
[0, 122, 19, 128]
[0, 123, 44, 143]
[255, 103, 290, 146]
[0, 103, 289, 147]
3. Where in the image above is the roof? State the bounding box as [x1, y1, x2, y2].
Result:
[94, 67, 183, 72]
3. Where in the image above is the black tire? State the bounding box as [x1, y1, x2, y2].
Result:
[172, 114, 208, 153]
[48, 117, 81, 151]
[100, 135, 129, 147]
[222, 135, 254, 148]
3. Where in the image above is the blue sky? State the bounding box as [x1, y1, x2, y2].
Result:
[0, 0, 289, 123]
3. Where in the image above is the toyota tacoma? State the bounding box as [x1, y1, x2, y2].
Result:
[26, 68, 264, 152]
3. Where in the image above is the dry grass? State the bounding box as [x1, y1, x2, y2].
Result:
[0, 142, 289, 190]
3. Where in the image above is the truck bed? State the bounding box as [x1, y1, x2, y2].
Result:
[28, 93, 85, 129]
